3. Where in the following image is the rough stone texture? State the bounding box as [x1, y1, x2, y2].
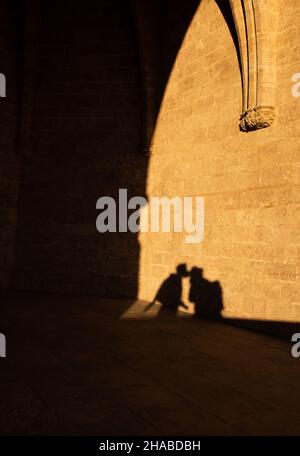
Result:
[239, 106, 276, 132]
[0, 0, 299, 329]
[138, 0, 300, 324]
[229, 0, 279, 124]
[12, 0, 147, 296]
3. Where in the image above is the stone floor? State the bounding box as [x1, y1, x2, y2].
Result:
[0, 292, 299, 435]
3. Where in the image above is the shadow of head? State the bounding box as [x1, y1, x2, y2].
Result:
[176, 263, 189, 278]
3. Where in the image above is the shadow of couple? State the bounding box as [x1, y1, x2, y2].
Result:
[144, 263, 223, 319]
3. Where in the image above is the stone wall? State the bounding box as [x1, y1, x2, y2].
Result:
[12, 0, 147, 296]
[0, 1, 21, 289]
[138, 0, 300, 323]
[1, 0, 299, 326]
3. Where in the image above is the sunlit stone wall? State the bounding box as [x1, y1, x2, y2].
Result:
[138, 0, 300, 323]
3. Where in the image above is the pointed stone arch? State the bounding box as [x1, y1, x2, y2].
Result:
[229, 0, 279, 131]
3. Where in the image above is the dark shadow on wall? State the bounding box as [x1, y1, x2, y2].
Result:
[12, 0, 203, 299]
[12, 0, 148, 297]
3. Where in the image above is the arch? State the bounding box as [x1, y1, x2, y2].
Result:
[132, 0, 279, 142]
